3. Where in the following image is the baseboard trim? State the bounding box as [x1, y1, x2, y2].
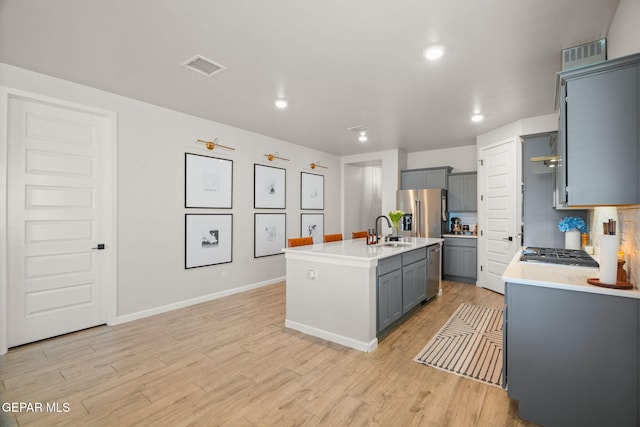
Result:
[113, 277, 285, 325]
[284, 319, 378, 353]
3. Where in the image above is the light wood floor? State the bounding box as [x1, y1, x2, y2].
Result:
[0, 281, 538, 427]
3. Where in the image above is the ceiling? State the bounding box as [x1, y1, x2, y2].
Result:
[0, 0, 619, 156]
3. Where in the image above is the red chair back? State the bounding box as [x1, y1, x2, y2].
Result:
[288, 236, 313, 247]
[323, 233, 343, 243]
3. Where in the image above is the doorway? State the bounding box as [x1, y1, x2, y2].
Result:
[521, 132, 588, 248]
[343, 161, 382, 238]
[477, 137, 519, 295]
[1, 88, 117, 354]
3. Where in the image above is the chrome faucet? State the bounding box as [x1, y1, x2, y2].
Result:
[375, 215, 391, 244]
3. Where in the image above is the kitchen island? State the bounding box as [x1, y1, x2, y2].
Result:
[502, 250, 640, 427]
[282, 237, 443, 352]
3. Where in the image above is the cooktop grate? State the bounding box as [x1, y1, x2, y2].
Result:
[520, 247, 599, 267]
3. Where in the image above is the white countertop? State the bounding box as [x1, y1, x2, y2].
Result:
[282, 237, 443, 262]
[502, 249, 640, 299]
[442, 233, 477, 239]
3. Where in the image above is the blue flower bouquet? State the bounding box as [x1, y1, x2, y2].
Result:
[558, 216, 586, 233]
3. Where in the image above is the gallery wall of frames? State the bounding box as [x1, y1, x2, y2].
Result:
[184, 152, 325, 269]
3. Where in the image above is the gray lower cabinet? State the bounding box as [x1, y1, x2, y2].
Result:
[505, 282, 639, 426]
[402, 258, 427, 314]
[442, 237, 476, 283]
[377, 248, 431, 335]
[377, 269, 402, 332]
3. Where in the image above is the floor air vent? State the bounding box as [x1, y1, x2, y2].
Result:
[181, 54, 226, 77]
[562, 39, 606, 71]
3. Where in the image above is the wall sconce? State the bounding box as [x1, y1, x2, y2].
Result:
[264, 152, 290, 161]
[196, 138, 235, 151]
[310, 162, 328, 170]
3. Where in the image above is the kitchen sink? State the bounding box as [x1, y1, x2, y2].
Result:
[377, 242, 413, 248]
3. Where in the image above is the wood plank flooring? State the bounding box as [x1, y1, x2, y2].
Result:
[0, 281, 538, 426]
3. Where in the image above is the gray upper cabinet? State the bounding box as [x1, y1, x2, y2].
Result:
[447, 172, 477, 212]
[557, 53, 640, 206]
[401, 166, 452, 190]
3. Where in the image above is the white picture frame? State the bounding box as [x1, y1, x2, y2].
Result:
[254, 164, 286, 209]
[254, 213, 286, 258]
[301, 213, 324, 244]
[185, 214, 233, 268]
[185, 153, 233, 208]
[300, 172, 324, 210]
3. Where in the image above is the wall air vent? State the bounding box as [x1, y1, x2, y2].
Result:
[181, 54, 226, 77]
[562, 39, 606, 71]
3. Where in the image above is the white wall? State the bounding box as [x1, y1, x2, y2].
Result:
[476, 113, 558, 149]
[0, 63, 340, 321]
[608, 0, 640, 59]
[407, 145, 477, 172]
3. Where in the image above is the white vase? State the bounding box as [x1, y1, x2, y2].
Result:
[565, 229, 581, 250]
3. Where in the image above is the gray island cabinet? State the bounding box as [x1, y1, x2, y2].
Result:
[377, 247, 430, 336]
[377, 255, 403, 332]
[503, 253, 640, 426]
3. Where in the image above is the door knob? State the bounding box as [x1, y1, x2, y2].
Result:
[502, 236, 513, 242]
[92, 243, 106, 250]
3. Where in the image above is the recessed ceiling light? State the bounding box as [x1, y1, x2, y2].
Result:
[348, 125, 369, 142]
[471, 114, 484, 123]
[274, 99, 288, 109]
[424, 45, 445, 61]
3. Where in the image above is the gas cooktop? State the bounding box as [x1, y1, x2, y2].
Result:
[520, 247, 599, 268]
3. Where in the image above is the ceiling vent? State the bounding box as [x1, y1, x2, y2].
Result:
[181, 54, 226, 77]
[348, 125, 369, 134]
[562, 39, 606, 71]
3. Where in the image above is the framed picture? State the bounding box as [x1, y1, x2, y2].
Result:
[301, 213, 324, 244]
[254, 213, 286, 258]
[300, 172, 324, 210]
[185, 153, 233, 208]
[254, 164, 286, 209]
[185, 214, 232, 268]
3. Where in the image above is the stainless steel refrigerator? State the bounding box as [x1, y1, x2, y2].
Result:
[396, 189, 447, 238]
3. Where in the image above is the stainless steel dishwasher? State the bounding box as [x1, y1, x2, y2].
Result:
[426, 244, 440, 300]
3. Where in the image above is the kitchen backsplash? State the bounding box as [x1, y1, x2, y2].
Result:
[618, 206, 640, 288]
[447, 212, 478, 233]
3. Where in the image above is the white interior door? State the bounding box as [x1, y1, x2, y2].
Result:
[478, 137, 519, 295]
[6, 93, 112, 347]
